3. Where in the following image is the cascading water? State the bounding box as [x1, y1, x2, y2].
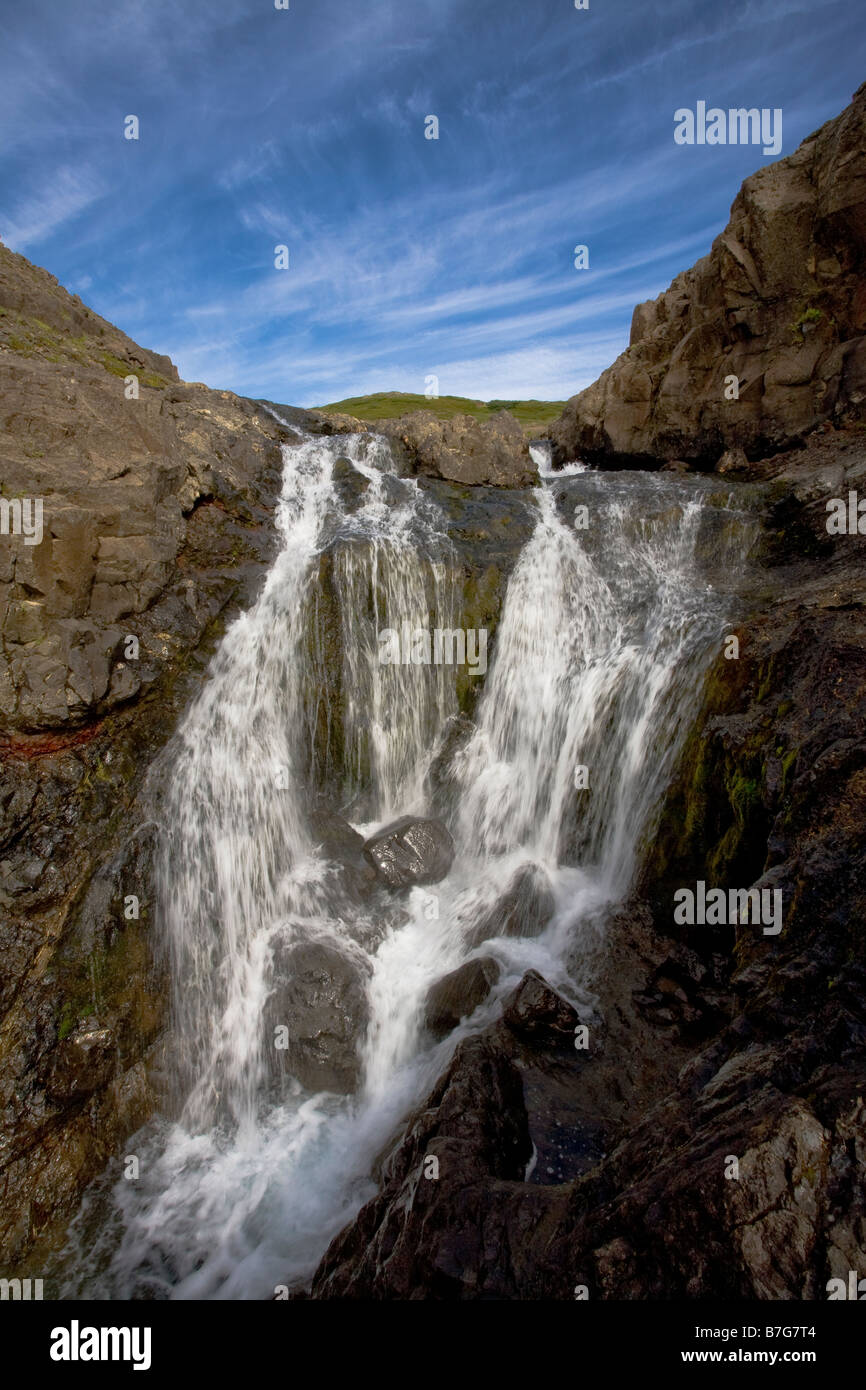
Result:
[59, 428, 754, 1299]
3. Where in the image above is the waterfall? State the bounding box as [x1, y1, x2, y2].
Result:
[59, 430, 753, 1300]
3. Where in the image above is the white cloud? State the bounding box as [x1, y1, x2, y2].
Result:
[0, 166, 104, 250]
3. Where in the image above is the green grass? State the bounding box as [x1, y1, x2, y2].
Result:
[315, 390, 566, 435]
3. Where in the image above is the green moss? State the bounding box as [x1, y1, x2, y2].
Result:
[56, 918, 152, 1043]
[456, 563, 503, 715]
[756, 656, 779, 705]
[0, 307, 166, 386]
[98, 351, 132, 378]
[57, 1002, 77, 1041]
[781, 747, 799, 795]
[788, 295, 826, 343]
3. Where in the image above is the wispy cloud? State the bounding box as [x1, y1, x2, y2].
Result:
[0, 166, 105, 249]
[0, 0, 860, 402]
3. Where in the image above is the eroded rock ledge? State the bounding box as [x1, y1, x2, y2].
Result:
[550, 81, 866, 469]
[0, 242, 305, 1265]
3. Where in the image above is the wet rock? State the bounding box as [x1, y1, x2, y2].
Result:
[44, 1019, 115, 1104]
[310, 1029, 533, 1299]
[362, 816, 454, 889]
[469, 862, 555, 945]
[265, 939, 370, 1095]
[426, 713, 475, 816]
[331, 455, 371, 512]
[309, 804, 365, 861]
[716, 445, 750, 477]
[424, 956, 500, 1038]
[502, 970, 578, 1043]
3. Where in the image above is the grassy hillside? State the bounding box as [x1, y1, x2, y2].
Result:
[315, 391, 565, 435]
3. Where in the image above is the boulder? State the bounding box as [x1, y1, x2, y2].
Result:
[309, 804, 378, 904]
[330, 455, 371, 512]
[382, 410, 538, 488]
[469, 862, 555, 945]
[309, 804, 365, 861]
[362, 816, 455, 889]
[502, 970, 579, 1043]
[424, 956, 500, 1038]
[264, 939, 370, 1095]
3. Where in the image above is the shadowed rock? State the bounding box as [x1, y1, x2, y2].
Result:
[502, 970, 579, 1043]
[424, 956, 500, 1038]
[469, 862, 555, 945]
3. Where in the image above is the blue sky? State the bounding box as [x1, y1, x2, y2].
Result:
[0, 0, 862, 405]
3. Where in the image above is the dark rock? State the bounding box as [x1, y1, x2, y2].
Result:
[44, 1019, 115, 1104]
[331, 455, 371, 512]
[309, 804, 377, 903]
[426, 713, 475, 816]
[362, 816, 454, 889]
[309, 805, 365, 862]
[424, 956, 500, 1038]
[502, 970, 578, 1043]
[469, 862, 555, 944]
[264, 938, 370, 1095]
[310, 1029, 533, 1299]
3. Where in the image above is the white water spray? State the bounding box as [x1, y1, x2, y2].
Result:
[60, 432, 752, 1299]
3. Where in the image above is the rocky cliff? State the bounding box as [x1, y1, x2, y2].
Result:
[550, 81, 866, 468]
[307, 89, 866, 1300]
[0, 243, 306, 1265]
[310, 429, 866, 1299]
[0, 244, 540, 1270]
[3, 75, 866, 1293]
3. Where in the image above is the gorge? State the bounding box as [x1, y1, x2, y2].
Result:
[1, 81, 864, 1302]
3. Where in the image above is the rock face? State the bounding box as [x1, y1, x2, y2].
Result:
[310, 973, 592, 1298]
[382, 410, 538, 487]
[309, 426, 866, 1300]
[0, 241, 310, 1268]
[310, 1016, 535, 1299]
[0, 246, 310, 733]
[362, 816, 455, 889]
[550, 81, 866, 468]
